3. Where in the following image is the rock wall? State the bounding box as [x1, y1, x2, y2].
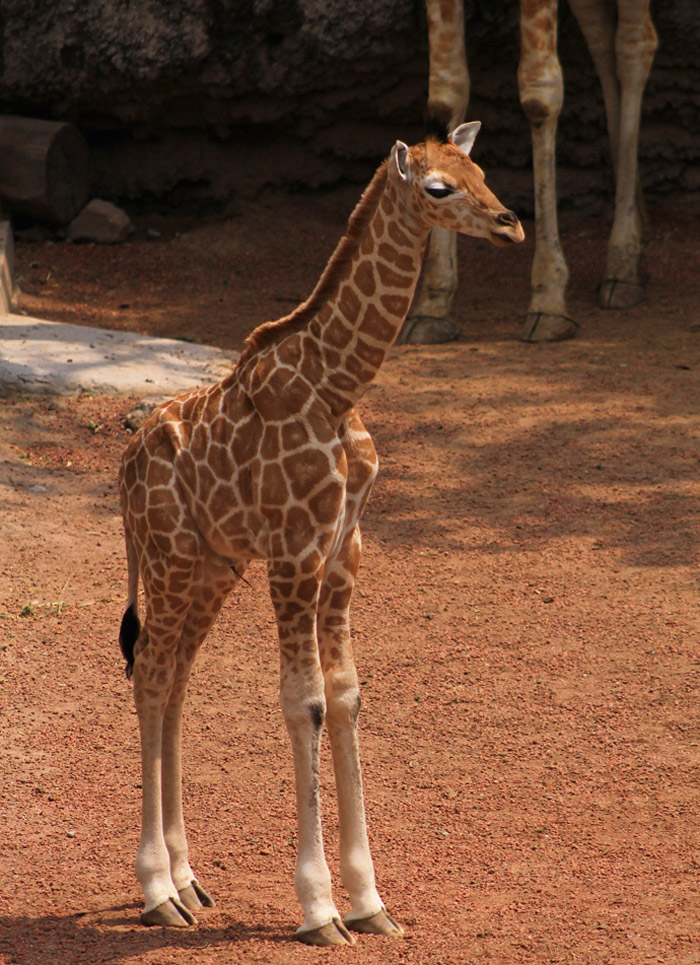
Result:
[0, 1, 698, 214]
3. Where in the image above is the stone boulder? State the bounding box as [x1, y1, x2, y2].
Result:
[66, 199, 134, 243]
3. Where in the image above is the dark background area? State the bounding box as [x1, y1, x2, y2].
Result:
[0, 0, 698, 215]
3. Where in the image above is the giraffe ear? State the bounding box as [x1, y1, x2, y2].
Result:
[392, 140, 410, 181]
[450, 121, 481, 157]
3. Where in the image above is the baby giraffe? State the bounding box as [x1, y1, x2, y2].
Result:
[119, 121, 523, 947]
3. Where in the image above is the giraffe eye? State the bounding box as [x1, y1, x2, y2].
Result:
[425, 184, 454, 199]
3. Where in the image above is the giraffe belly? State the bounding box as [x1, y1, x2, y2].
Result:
[189, 498, 268, 564]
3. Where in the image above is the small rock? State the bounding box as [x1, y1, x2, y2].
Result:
[66, 199, 134, 244]
[124, 397, 168, 430]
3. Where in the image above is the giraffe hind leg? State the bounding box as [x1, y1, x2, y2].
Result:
[131, 545, 203, 926]
[566, 0, 656, 311]
[154, 557, 240, 924]
[518, 0, 576, 343]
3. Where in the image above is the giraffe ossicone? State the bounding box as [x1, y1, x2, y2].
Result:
[118, 123, 523, 947]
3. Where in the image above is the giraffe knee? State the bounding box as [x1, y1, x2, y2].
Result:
[521, 97, 555, 127]
[518, 57, 563, 129]
[326, 673, 361, 726]
[309, 699, 326, 731]
[519, 73, 563, 129]
[281, 689, 327, 733]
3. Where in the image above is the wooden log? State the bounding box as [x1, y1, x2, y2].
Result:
[0, 116, 89, 224]
[0, 220, 14, 314]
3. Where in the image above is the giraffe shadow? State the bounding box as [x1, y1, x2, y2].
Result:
[366, 338, 700, 571]
[0, 904, 290, 964]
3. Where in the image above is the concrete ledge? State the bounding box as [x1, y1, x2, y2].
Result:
[0, 220, 14, 315]
[0, 315, 237, 396]
[0, 219, 238, 398]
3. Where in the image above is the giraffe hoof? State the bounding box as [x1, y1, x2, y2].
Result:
[521, 312, 578, 343]
[346, 908, 405, 937]
[599, 278, 645, 309]
[140, 897, 198, 927]
[399, 315, 459, 345]
[296, 917, 356, 946]
[178, 879, 215, 911]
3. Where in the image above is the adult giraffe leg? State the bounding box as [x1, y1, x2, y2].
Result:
[518, 0, 577, 342]
[269, 558, 354, 947]
[567, 0, 621, 178]
[569, 0, 656, 309]
[318, 527, 403, 938]
[159, 558, 240, 919]
[401, 0, 468, 344]
[602, 0, 656, 308]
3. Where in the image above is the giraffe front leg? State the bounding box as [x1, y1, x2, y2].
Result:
[283, 685, 354, 948]
[323, 655, 403, 940]
[270, 562, 353, 947]
[518, 0, 577, 343]
[319, 531, 404, 939]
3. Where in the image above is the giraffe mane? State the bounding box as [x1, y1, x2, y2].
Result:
[425, 112, 450, 144]
[238, 159, 390, 365]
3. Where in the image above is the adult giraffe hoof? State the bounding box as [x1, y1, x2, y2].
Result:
[399, 315, 459, 345]
[178, 879, 215, 911]
[140, 897, 198, 927]
[296, 917, 356, 946]
[521, 312, 578, 343]
[346, 907, 404, 937]
[599, 278, 645, 309]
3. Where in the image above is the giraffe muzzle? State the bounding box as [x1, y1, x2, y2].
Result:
[490, 209, 525, 246]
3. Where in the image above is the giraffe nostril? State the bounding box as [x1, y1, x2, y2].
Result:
[496, 210, 518, 227]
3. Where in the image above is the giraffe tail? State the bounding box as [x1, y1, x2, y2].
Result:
[119, 531, 141, 680]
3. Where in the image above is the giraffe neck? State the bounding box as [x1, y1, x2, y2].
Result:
[296, 172, 428, 419]
[238, 165, 430, 422]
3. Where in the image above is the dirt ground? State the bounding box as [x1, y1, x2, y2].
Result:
[2, 184, 700, 965]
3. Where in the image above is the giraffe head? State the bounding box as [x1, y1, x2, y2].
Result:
[390, 121, 524, 247]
